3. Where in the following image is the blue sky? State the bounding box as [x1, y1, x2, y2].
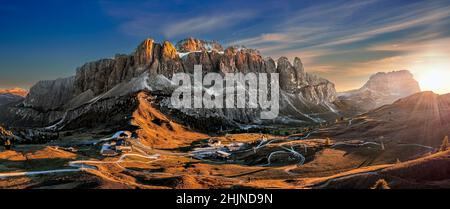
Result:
[1, 0, 450, 92]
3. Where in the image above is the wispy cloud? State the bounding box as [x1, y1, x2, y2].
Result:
[314, 7, 450, 49]
[225, 0, 450, 91]
[100, 0, 257, 39]
[281, 0, 379, 26]
[231, 33, 291, 46]
[233, 0, 450, 55]
[230, 0, 380, 49]
[162, 13, 254, 38]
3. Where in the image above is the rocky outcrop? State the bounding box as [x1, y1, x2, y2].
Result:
[277, 57, 298, 91]
[74, 59, 117, 96]
[218, 46, 265, 74]
[23, 77, 75, 111]
[338, 70, 421, 112]
[303, 73, 337, 104]
[158, 41, 185, 77]
[276, 57, 336, 104]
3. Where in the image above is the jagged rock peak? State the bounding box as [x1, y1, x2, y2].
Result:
[225, 45, 260, 55]
[293, 57, 305, 75]
[277, 56, 292, 67]
[134, 38, 155, 65]
[176, 37, 224, 53]
[276, 57, 304, 70]
[162, 41, 178, 60]
[277, 57, 299, 91]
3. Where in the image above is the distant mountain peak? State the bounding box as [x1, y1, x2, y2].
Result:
[338, 70, 421, 112]
[0, 88, 27, 106]
[363, 70, 420, 94]
[0, 87, 28, 97]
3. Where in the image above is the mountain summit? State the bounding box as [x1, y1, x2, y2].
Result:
[338, 70, 421, 112]
[362, 70, 420, 96]
[175, 37, 224, 53]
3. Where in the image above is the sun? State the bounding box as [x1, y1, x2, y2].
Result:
[417, 67, 450, 94]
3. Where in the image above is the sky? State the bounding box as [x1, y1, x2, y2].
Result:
[1, 0, 450, 93]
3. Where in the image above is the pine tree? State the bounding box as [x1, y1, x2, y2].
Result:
[371, 179, 390, 189]
[440, 136, 449, 151]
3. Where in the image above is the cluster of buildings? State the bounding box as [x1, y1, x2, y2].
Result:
[100, 131, 133, 156]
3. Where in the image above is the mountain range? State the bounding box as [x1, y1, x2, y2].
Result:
[1, 38, 424, 133]
[0, 88, 27, 106]
[1, 38, 339, 130]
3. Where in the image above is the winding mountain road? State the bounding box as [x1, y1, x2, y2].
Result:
[0, 169, 83, 179]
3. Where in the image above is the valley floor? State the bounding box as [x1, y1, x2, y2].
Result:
[1, 128, 449, 189]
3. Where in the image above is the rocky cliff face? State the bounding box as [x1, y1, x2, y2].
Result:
[338, 70, 421, 112]
[0, 37, 339, 129]
[0, 79, 72, 128]
[23, 77, 75, 111]
[73, 39, 184, 96]
[71, 37, 336, 107]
